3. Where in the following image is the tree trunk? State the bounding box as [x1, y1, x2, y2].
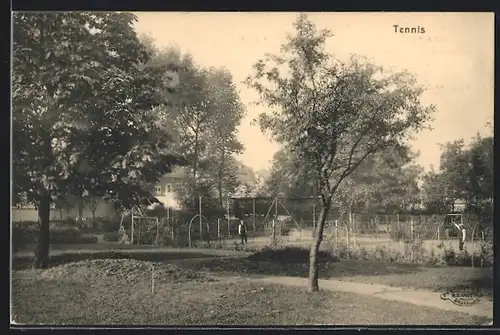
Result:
[218, 148, 225, 209]
[78, 196, 84, 223]
[92, 211, 97, 230]
[192, 130, 200, 209]
[33, 193, 51, 269]
[309, 199, 331, 292]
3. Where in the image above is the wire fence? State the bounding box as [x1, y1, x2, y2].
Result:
[121, 202, 492, 256]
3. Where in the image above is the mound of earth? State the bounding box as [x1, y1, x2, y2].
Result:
[180, 257, 318, 277]
[247, 247, 338, 264]
[38, 259, 215, 284]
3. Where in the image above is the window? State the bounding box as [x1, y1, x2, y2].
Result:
[166, 184, 172, 193]
[155, 185, 165, 196]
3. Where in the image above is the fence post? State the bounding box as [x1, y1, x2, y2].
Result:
[354, 214, 358, 245]
[436, 215, 440, 241]
[313, 204, 317, 238]
[252, 198, 256, 232]
[471, 224, 476, 268]
[131, 208, 135, 245]
[227, 197, 231, 238]
[171, 219, 175, 245]
[346, 224, 350, 247]
[385, 214, 389, 235]
[272, 219, 276, 246]
[217, 218, 220, 240]
[335, 219, 338, 247]
[138, 219, 141, 245]
[199, 196, 203, 238]
[396, 214, 400, 235]
[155, 218, 160, 246]
[410, 216, 414, 241]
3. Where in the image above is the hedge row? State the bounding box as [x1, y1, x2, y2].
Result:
[12, 221, 98, 251]
[103, 232, 120, 242]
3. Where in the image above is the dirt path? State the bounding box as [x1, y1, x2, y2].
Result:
[218, 275, 493, 319]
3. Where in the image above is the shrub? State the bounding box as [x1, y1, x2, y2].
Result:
[99, 218, 121, 233]
[153, 233, 176, 247]
[325, 238, 478, 267]
[389, 229, 407, 242]
[12, 221, 98, 250]
[331, 243, 375, 261]
[427, 248, 443, 266]
[373, 245, 388, 261]
[480, 241, 493, 265]
[402, 238, 428, 263]
[49, 222, 81, 238]
[132, 229, 158, 245]
[280, 225, 291, 236]
[12, 225, 31, 252]
[278, 220, 293, 236]
[103, 232, 120, 242]
[12, 222, 38, 243]
[51, 234, 98, 244]
[191, 239, 222, 249]
[247, 246, 339, 263]
[118, 233, 131, 244]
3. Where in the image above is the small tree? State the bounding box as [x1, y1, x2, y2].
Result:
[245, 14, 435, 291]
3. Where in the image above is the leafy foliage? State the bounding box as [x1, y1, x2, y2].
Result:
[245, 14, 435, 291]
[13, 12, 184, 267]
[266, 145, 424, 214]
[14, 12, 183, 205]
[142, 43, 246, 210]
[421, 134, 493, 218]
[335, 146, 424, 214]
[246, 15, 434, 204]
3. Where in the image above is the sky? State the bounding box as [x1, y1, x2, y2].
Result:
[133, 12, 494, 174]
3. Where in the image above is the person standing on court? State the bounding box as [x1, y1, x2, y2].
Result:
[453, 220, 467, 251]
[238, 219, 248, 245]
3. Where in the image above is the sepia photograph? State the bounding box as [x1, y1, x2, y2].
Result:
[11, 11, 493, 326]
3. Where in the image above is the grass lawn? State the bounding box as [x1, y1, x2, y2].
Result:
[11, 260, 489, 325]
[176, 257, 493, 297]
[17, 243, 164, 253]
[12, 246, 252, 271]
[13, 245, 492, 297]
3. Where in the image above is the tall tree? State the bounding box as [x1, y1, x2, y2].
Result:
[203, 67, 246, 207]
[13, 12, 183, 268]
[143, 43, 246, 210]
[421, 167, 451, 213]
[267, 145, 424, 218]
[337, 146, 424, 214]
[421, 134, 493, 217]
[265, 147, 317, 198]
[437, 140, 470, 206]
[149, 47, 216, 209]
[466, 135, 493, 216]
[245, 14, 434, 291]
[209, 68, 245, 207]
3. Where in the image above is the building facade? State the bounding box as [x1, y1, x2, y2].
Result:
[153, 168, 186, 210]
